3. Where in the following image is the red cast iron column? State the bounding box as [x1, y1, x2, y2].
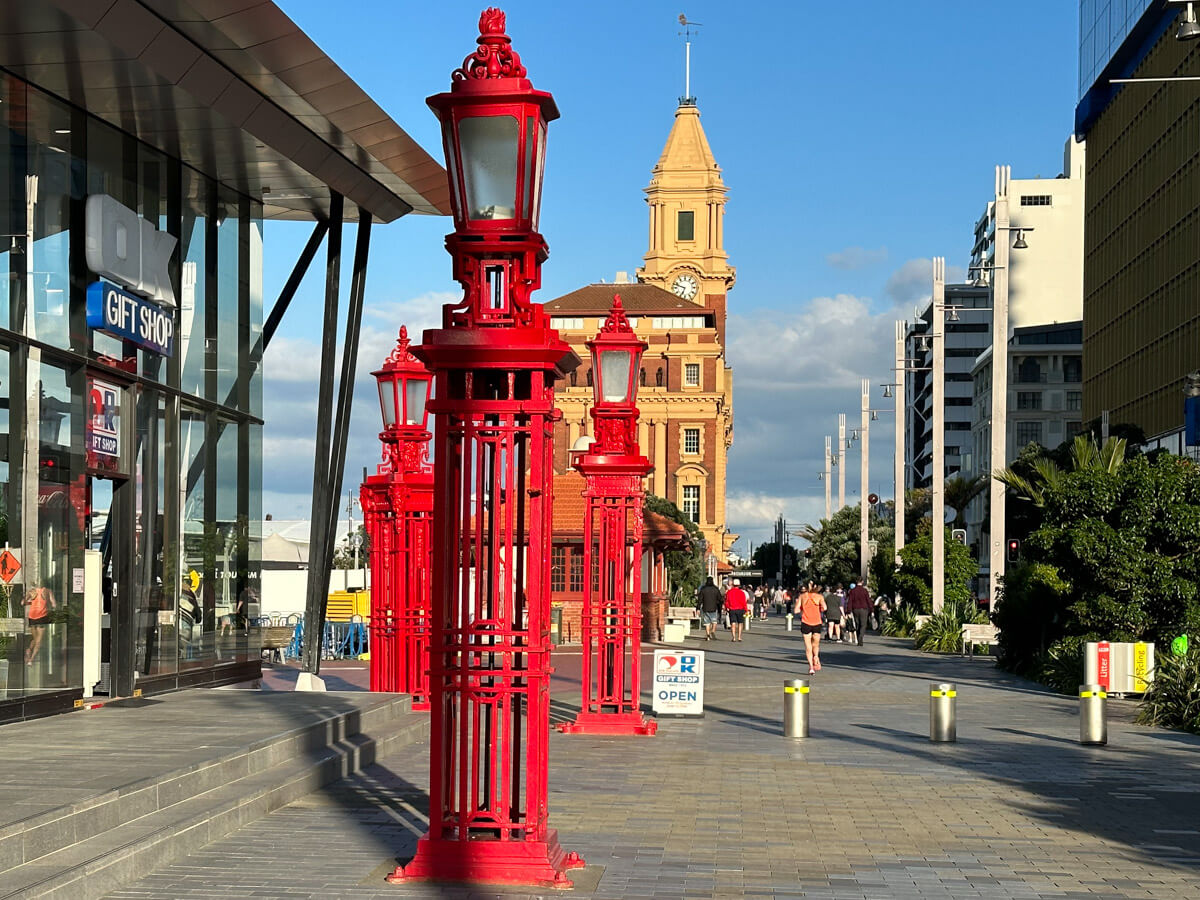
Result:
[388, 8, 583, 888]
[363, 326, 433, 701]
[559, 297, 656, 736]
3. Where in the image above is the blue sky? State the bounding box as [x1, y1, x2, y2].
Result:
[260, 1, 1081, 551]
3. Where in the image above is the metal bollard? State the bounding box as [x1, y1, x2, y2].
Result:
[1079, 683, 1108, 745]
[783, 679, 809, 738]
[785, 613, 794, 632]
[929, 682, 956, 742]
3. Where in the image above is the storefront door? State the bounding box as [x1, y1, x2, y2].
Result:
[87, 474, 133, 696]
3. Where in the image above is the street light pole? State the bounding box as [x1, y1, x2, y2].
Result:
[837, 413, 846, 512]
[932, 257, 946, 614]
[860, 378, 869, 584]
[824, 435, 832, 521]
[988, 166, 1012, 615]
[894, 320, 905, 567]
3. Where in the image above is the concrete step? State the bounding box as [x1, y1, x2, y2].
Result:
[0, 694, 427, 900]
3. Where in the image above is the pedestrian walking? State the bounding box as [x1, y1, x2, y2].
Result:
[796, 581, 825, 674]
[824, 584, 842, 643]
[773, 584, 787, 615]
[845, 581, 872, 646]
[724, 578, 749, 642]
[696, 577, 723, 641]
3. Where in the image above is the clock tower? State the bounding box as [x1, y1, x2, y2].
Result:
[636, 100, 735, 304]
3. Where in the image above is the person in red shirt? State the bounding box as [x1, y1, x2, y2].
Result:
[724, 579, 749, 642]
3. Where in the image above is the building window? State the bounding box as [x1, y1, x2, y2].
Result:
[1063, 356, 1082, 383]
[684, 363, 700, 386]
[1020, 194, 1053, 206]
[1067, 391, 1082, 411]
[1016, 358, 1043, 383]
[682, 485, 700, 523]
[550, 317, 583, 330]
[683, 427, 700, 454]
[677, 209, 694, 241]
[1015, 421, 1043, 446]
[568, 548, 584, 592]
[651, 316, 705, 329]
[1017, 391, 1042, 410]
[551, 546, 566, 592]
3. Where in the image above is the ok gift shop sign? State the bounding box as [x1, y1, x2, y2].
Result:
[652, 649, 705, 716]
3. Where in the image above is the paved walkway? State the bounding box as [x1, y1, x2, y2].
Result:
[106, 619, 1200, 899]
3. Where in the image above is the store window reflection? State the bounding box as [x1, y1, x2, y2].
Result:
[179, 405, 210, 667]
[179, 172, 208, 399]
[28, 89, 78, 352]
[30, 359, 83, 694]
[0, 347, 15, 699]
[214, 418, 245, 664]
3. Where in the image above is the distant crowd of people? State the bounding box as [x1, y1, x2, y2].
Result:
[693, 577, 893, 674]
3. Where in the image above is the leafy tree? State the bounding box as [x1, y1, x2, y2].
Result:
[750, 541, 801, 587]
[893, 527, 975, 614]
[804, 504, 893, 593]
[645, 493, 706, 605]
[944, 474, 986, 530]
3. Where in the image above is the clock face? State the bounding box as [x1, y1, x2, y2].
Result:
[672, 274, 699, 300]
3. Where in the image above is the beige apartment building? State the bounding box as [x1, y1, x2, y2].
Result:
[546, 100, 737, 560]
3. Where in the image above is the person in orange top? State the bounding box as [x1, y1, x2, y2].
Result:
[795, 581, 826, 675]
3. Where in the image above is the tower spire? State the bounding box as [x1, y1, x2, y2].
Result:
[677, 14, 701, 106]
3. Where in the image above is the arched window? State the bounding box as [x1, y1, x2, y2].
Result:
[655, 366, 664, 387]
[586, 369, 593, 387]
[570, 370, 577, 387]
[639, 367, 646, 386]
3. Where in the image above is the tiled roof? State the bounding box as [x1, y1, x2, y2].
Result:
[545, 283, 703, 314]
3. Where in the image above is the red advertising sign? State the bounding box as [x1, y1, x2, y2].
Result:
[1097, 641, 1111, 690]
[86, 376, 122, 474]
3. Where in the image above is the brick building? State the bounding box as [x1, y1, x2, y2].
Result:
[546, 99, 736, 562]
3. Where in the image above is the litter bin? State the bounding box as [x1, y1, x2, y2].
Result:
[550, 605, 563, 645]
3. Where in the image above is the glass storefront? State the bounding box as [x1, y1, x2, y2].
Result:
[0, 69, 262, 718]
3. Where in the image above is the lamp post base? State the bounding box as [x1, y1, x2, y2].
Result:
[386, 830, 585, 889]
[557, 710, 658, 736]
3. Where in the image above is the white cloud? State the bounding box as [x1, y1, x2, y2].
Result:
[883, 257, 967, 311]
[826, 245, 888, 270]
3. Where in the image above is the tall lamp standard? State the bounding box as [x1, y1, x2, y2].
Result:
[559, 296, 656, 737]
[389, 9, 584, 888]
[882, 320, 906, 567]
[837, 413, 847, 511]
[823, 435, 832, 521]
[361, 326, 433, 701]
[856, 379, 892, 585]
[931, 257, 946, 614]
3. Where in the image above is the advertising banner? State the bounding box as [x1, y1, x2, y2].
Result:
[86, 280, 174, 355]
[86, 377, 122, 474]
[651, 649, 704, 716]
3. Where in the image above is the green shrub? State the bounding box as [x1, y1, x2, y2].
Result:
[1037, 636, 1087, 695]
[913, 596, 987, 654]
[1136, 645, 1200, 733]
[883, 603, 917, 637]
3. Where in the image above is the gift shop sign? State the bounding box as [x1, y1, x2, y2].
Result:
[86, 281, 174, 356]
[88, 378, 121, 458]
[652, 649, 705, 716]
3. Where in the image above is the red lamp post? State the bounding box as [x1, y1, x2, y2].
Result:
[559, 296, 656, 736]
[361, 326, 434, 703]
[388, 8, 583, 888]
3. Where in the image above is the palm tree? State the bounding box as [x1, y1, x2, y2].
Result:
[996, 434, 1127, 507]
[944, 474, 986, 528]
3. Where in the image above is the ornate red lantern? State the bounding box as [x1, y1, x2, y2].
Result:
[388, 8, 584, 889]
[361, 327, 434, 704]
[559, 296, 656, 736]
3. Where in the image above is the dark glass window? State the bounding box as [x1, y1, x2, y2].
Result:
[1063, 356, 1082, 383]
[677, 210, 694, 241]
[568, 547, 583, 592]
[551, 546, 566, 592]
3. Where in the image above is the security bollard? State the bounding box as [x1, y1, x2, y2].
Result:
[783, 679, 809, 738]
[785, 613, 794, 632]
[929, 682, 956, 742]
[1079, 683, 1107, 745]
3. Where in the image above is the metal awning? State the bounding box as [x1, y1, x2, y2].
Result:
[0, 0, 452, 223]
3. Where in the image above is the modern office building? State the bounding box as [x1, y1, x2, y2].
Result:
[1076, 1, 1200, 452]
[0, 1, 447, 722]
[906, 284, 992, 489]
[546, 98, 737, 561]
[969, 138, 1086, 333]
[964, 322, 1084, 554]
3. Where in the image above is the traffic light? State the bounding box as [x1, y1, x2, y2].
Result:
[1007, 538, 1020, 562]
[804, 548, 812, 559]
[951, 528, 967, 546]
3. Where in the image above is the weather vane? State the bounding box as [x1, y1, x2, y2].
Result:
[678, 14, 702, 104]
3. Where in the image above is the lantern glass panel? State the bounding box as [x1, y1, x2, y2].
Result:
[405, 378, 429, 426]
[599, 349, 633, 403]
[531, 121, 546, 227]
[378, 380, 397, 427]
[459, 115, 519, 220]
